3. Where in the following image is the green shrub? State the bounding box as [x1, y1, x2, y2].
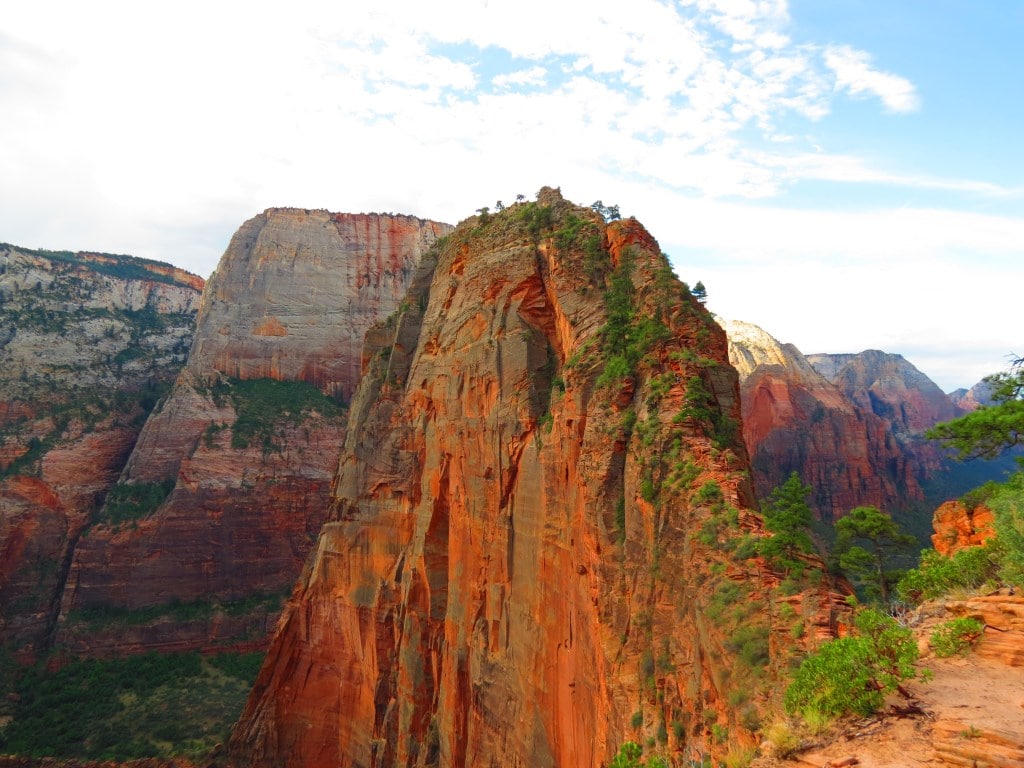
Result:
[930, 617, 984, 657]
[784, 608, 918, 718]
[897, 544, 1001, 604]
[726, 624, 770, 669]
[988, 473, 1024, 586]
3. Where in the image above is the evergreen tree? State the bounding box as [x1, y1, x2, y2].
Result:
[928, 356, 1024, 459]
[692, 281, 707, 303]
[759, 471, 816, 573]
[834, 506, 915, 603]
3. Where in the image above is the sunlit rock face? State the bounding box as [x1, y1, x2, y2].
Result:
[230, 190, 842, 768]
[723, 319, 978, 522]
[55, 209, 452, 656]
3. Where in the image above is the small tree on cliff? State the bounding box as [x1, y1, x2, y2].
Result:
[758, 471, 816, 574]
[691, 281, 707, 304]
[834, 506, 915, 603]
[927, 355, 1024, 460]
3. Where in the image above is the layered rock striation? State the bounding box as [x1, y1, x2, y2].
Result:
[230, 190, 842, 767]
[56, 210, 451, 655]
[0, 244, 202, 655]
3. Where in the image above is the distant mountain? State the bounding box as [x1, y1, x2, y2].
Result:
[723, 319, 1010, 526]
[949, 378, 996, 411]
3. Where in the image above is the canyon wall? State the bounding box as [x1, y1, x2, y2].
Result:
[0, 245, 202, 656]
[230, 190, 843, 768]
[55, 209, 451, 655]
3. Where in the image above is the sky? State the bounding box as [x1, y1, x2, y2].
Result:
[2, 1, 1021, 392]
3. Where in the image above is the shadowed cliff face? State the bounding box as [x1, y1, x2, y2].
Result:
[0, 245, 202, 655]
[722, 319, 980, 523]
[722, 319, 914, 521]
[230, 191, 843, 767]
[55, 210, 451, 656]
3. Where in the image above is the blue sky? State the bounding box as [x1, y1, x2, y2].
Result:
[2, 0, 1021, 391]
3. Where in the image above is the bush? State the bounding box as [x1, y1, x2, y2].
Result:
[988, 473, 1024, 586]
[930, 617, 985, 657]
[897, 543, 1002, 603]
[784, 608, 918, 718]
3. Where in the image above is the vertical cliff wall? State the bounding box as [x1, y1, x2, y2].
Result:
[56, 210, 451, 655]
[230, 191, 838, 767]
[0, 245, 202, 655]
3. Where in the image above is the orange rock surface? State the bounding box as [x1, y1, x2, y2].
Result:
[230, 191, 837, 767]
[930, 500, 996, 557]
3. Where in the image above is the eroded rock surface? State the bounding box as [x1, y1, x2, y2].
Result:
[230, 191, 840, 768]
[56, 210, 451, 655]
[0, 245, 202, 656]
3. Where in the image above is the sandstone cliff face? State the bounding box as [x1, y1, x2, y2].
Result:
[230, 191, 841, 767]
[808, 351, 960, 458]
[0, 245, 202, 655]
[722, 319, 915, 521]
[56, 210, 451, 655]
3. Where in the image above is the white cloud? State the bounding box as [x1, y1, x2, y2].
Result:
[493, 67, 548, 89]
[1, 0, 1018, 391]
[823, 45, 920, 113]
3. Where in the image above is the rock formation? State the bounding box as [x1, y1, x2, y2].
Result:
[722, 320, 1011, 525]
[229, 190, 843, 767]
[722, 319, 914, 521]
[55, 210, 451, 655]
[0, 244, 202, 656]
[930, 500, 996, 557]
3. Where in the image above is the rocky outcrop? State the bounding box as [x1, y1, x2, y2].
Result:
[0, 244, 202, 656]
[230, 190, 838, 768]
[931, 501, 996, 557]
[949, 378, 995, 412]
[55, 210, 451, 655]
[722, 319, 915, 521]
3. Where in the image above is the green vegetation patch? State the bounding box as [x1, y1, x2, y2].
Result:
[97, 479, 174, 525]
[784, 607, 918, 719]
[930, 617, 985, 657]
[0, 650, 263, 761]
[207, 376, 345, 450]
[67, 591, 287, 630]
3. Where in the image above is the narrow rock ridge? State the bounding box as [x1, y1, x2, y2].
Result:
[230, 190, 841, 767]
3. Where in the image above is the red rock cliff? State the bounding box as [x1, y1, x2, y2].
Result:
[230, 191, 829, 767]
[56, 210, 451, 656]
[0, 244, 202, 657]
[722, 319, 916, 521]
